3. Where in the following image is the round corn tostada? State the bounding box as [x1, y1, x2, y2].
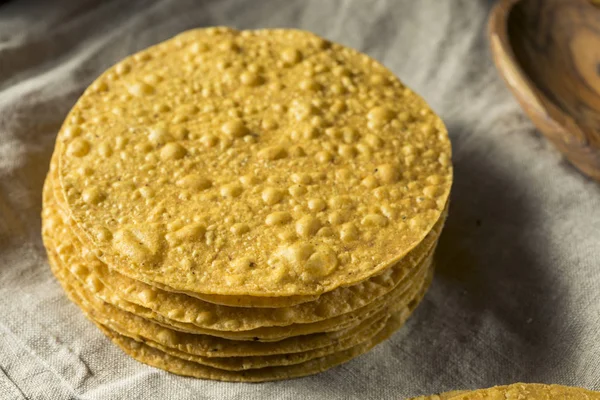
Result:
[409, 383, 600, 400]
[42, 26, 453, 381]
[53, 27, 452, 297]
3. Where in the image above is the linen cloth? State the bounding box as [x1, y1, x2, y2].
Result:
[1, 0, 600, 398]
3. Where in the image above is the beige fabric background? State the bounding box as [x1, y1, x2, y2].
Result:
[1, 0, 600, 398]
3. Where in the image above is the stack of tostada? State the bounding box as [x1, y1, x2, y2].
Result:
[41, 27, 453, 382]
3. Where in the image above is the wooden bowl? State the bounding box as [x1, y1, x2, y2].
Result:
[488, 0, 600, 181]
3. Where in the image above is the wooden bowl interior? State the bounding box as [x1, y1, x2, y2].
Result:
[508, 0, 600, 134]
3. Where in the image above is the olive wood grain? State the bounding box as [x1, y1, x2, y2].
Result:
[489, 0, 600, 181]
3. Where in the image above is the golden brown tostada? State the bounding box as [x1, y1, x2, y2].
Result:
[409, 383, 600, 400]
[53, 27, 452, 298]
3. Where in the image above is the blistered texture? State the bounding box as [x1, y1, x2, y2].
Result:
[189, 292, 316, 308]
[44, 177, 442, 330]
[50, 156, 320, 307]
[50, 165, 317, 309]
[415, 384, 600, 400]
[98, 308, 410, 382]
[56, 27, 452, 296]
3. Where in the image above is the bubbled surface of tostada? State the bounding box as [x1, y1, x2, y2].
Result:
[56, 27, 452, 296]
